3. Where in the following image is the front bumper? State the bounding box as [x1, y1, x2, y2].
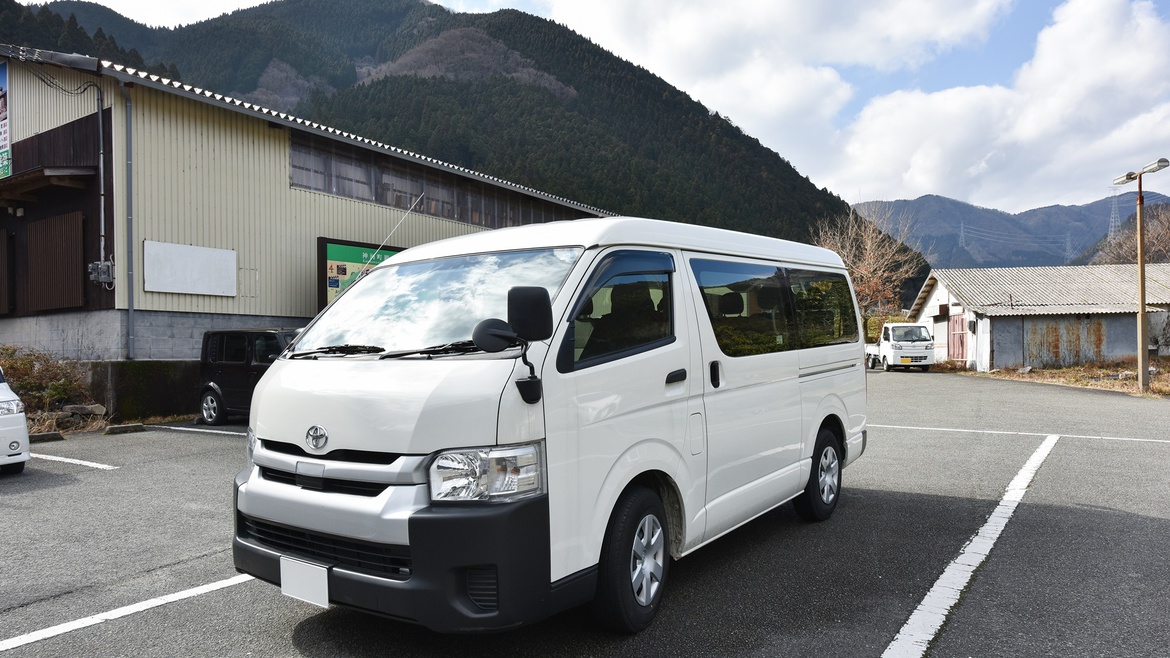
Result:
[232, 470, 592, 632]
[0, 412, 30, 467]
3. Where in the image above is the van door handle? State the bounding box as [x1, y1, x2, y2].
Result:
[709, 361, 721, 388]
[665, 369, 687, 384]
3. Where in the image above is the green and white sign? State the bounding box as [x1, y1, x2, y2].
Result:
[317, 237, 400, 309]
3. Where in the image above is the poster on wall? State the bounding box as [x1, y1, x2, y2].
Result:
[0, 61, 10, 179]
[317, 237, 401, 310]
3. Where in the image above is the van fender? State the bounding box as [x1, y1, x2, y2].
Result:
[585, 438, 689, 564]
[802, 393, 849, 480]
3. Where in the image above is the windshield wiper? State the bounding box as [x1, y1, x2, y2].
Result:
[379, 340, 484, 360]
[288, 344, 385, 359]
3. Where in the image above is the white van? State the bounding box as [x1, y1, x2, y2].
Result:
[233, 217, 867, 632]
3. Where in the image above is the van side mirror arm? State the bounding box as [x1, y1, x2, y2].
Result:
[515, 342, 542, 404]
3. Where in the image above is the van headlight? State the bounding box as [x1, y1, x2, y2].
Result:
[0, 399, 24, 416]
[429, 442, 545, 503]
[892, 343, 903, 350]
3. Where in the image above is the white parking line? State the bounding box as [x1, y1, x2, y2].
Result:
[881, 434, 1061, 658]
[0, 574, 254, 652]
[30, 453, 118, 470]
[871, 423, 1168, 444]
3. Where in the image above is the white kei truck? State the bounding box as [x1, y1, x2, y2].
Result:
[232, 217, 868, 633]
[865, 322, 935, 371]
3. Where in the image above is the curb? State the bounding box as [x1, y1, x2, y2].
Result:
[104, 423, 146, 435]
[29, 432, 66, 443]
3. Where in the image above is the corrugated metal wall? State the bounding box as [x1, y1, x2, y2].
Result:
[118, 83, 483, 319]
[7, 62, 106, 142]
[26, 212, 84, 312]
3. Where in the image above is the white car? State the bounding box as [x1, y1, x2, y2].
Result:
[0, 369, 29, 475]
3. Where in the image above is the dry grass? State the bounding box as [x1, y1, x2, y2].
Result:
[945, 356, 1170, 398]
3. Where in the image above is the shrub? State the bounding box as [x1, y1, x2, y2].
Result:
[0, 345, 93, 412]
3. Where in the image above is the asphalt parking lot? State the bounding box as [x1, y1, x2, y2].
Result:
[2, 371, 1168, 657]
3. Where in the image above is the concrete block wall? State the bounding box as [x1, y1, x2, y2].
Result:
[0, 310, 311, 360]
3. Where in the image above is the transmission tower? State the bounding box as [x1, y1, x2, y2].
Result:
[1065, 232, 1073, 262]
[959, 221, 967, 249]
[1108, 187, 1122, 242]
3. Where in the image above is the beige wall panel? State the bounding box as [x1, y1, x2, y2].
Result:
[5, 62, 114, 140]
[120, 85, 483, 319]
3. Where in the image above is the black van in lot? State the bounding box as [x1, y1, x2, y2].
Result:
[199, 328, 300, 425]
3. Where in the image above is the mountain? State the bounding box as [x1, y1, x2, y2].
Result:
[856, 192, 1170, 269]
[37, 0, 849, 242]
[0, 0, 176, 76]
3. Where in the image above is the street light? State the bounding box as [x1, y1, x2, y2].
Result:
[1113, 157, 1169, 393]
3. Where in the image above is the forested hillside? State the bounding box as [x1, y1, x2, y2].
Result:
[35, 0, 850, 240]
[0, 0, 177, 77]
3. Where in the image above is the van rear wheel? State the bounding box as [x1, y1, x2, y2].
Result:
[794, 428, 842, 522]
[200, 390, 226, 425]
[593, 486, 670, 633]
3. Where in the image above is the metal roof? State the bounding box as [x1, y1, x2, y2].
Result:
[910, 263, 1170, 318]
[0, 44, 612, 218]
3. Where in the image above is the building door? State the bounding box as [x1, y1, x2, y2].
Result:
[949, 315, 967, 360]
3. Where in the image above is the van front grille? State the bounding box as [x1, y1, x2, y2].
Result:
[259, 466, 389, 497]
[262, 439, 401, 465]
[239, 513, 411, 579]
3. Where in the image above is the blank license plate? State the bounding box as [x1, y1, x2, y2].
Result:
[900, 357, 912, 364]
[280, 556, 330, 608]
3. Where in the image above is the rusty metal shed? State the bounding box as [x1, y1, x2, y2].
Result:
[908, 264, 1170, 371]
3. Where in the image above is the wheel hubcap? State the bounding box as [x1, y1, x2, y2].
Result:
[629, 513, 665, 607]
[202, 396, 218, 420]
[817, 447, 839, 504]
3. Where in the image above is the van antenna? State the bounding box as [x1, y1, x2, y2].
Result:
[361, 192, 425, 273]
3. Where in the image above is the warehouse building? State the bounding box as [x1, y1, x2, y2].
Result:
[907, 264, 1170, 371]
[0, 44, 605, 416]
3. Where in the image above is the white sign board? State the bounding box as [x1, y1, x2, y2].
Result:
[143, 240, 237, 296]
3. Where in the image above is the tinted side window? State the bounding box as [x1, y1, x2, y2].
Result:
[222, 334, 248, 364]
[560, 250, 674, 370]
[788, 268, 859, 347]
[690, 259, 794, 357]
[254, 334, 282, 362]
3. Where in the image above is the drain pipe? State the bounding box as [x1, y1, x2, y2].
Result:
[95, 84, 107, 266]
[118, 81, 136, 360]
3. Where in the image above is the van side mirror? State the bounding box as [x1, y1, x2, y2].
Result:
[469, 286, 552, 405]
[507, 286, 553, 342]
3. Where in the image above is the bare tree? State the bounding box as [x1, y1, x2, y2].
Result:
[1092, 203, 1170, 265]
[812, 203, 926, 336]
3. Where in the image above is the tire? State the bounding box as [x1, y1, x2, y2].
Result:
[1, 461, 26, 475]
[920, 365, 931, 372]
[793, 428, 842, 522]
[881, 357, 891, 372]
[201, 390, 226, 426]
[593, 486, 670, 633]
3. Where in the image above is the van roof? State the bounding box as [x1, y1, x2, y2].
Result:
[384, 217, 845, 269]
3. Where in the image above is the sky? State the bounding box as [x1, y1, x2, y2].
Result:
[23, 0, 1170, 213]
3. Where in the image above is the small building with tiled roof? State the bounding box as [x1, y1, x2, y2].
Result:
[0, 43, 609, 416]
[907, 264, 1170, 371]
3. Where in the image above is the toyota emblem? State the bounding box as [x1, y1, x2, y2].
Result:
[305, 425, 329, 451]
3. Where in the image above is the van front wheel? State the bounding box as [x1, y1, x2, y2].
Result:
[593, 486, 670, 633]
[794, 428, 842, 522]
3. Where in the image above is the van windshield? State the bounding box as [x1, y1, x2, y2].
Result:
[294, 247, 582, 354]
